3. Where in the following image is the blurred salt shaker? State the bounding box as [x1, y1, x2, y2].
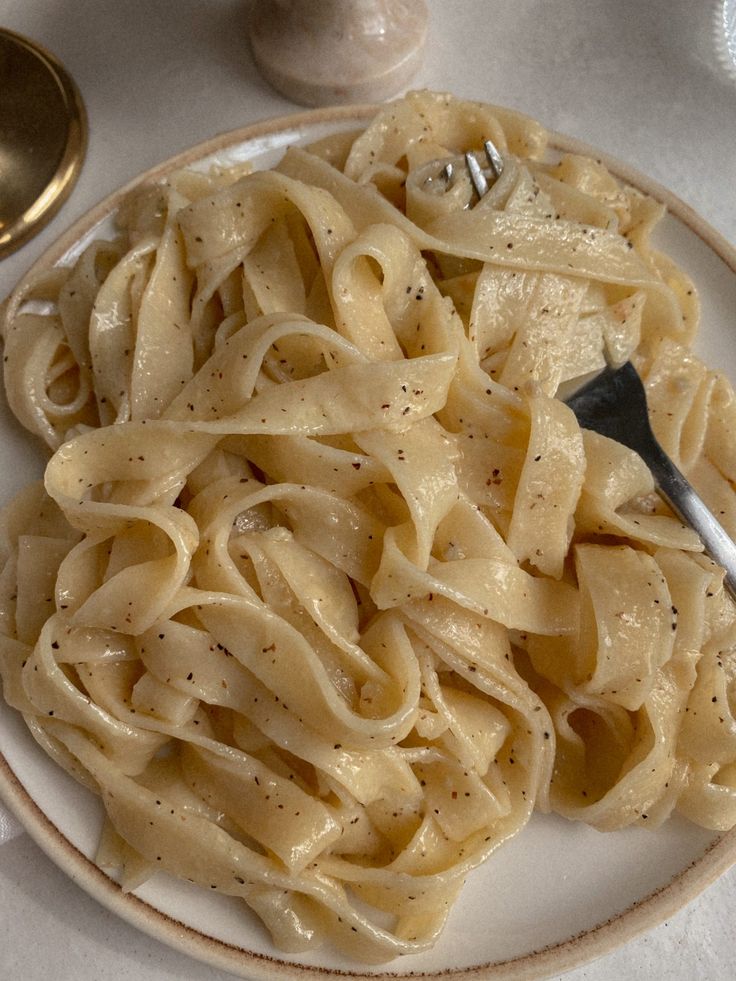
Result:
[249, 0, 428, 106]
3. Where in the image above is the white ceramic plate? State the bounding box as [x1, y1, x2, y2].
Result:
[2, 106, 736, 981]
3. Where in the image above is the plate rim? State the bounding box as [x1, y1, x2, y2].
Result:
[2, 102, 736, 981]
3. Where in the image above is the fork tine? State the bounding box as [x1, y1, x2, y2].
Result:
[565, 360, 736, 598]
[464, 152, 489, 198]
[483, 139, 504, 179]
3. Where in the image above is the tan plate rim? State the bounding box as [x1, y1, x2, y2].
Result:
[0, 27, 88, 260]
[2, 102, 736, 981]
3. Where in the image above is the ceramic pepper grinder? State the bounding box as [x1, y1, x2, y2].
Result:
[249, 0, 429, 106]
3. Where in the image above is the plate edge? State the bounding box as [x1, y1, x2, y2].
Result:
[1, 103, 736, 981]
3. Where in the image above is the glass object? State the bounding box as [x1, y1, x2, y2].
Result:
[720, 0, 736, 76]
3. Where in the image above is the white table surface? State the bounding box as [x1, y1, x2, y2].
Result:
[2, 1, 736, 978]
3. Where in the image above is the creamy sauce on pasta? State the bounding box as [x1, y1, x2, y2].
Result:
[1, 91, 735, 962]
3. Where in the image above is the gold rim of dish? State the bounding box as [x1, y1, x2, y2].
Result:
[1, 103, 736, 981]
[0, 28, 87, 260]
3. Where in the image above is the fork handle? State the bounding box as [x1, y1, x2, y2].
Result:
[644, 440, 736, 598]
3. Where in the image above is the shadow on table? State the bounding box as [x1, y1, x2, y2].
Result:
[0, 833, 236, 979]
[31, 0, 284, 123]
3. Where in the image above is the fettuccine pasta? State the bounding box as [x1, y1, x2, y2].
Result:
[2, 90, 736, 961]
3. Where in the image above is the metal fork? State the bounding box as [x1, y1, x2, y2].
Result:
[464, 140, 504, 195]
[566, 362, 736, 597]
[440, 140, 505, 197]
[461, 143, 736, 598]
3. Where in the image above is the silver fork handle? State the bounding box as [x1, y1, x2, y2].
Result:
[645, 440, 736, 598]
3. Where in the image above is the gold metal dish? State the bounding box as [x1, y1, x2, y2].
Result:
[0, 27, 87, 259]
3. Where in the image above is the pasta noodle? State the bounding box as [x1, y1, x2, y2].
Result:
[2, 90, 736, 962]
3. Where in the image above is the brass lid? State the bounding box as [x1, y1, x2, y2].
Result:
[0, 28, 87, 259]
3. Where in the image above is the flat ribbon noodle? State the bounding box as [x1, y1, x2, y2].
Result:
[1, 90, 735, 963]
